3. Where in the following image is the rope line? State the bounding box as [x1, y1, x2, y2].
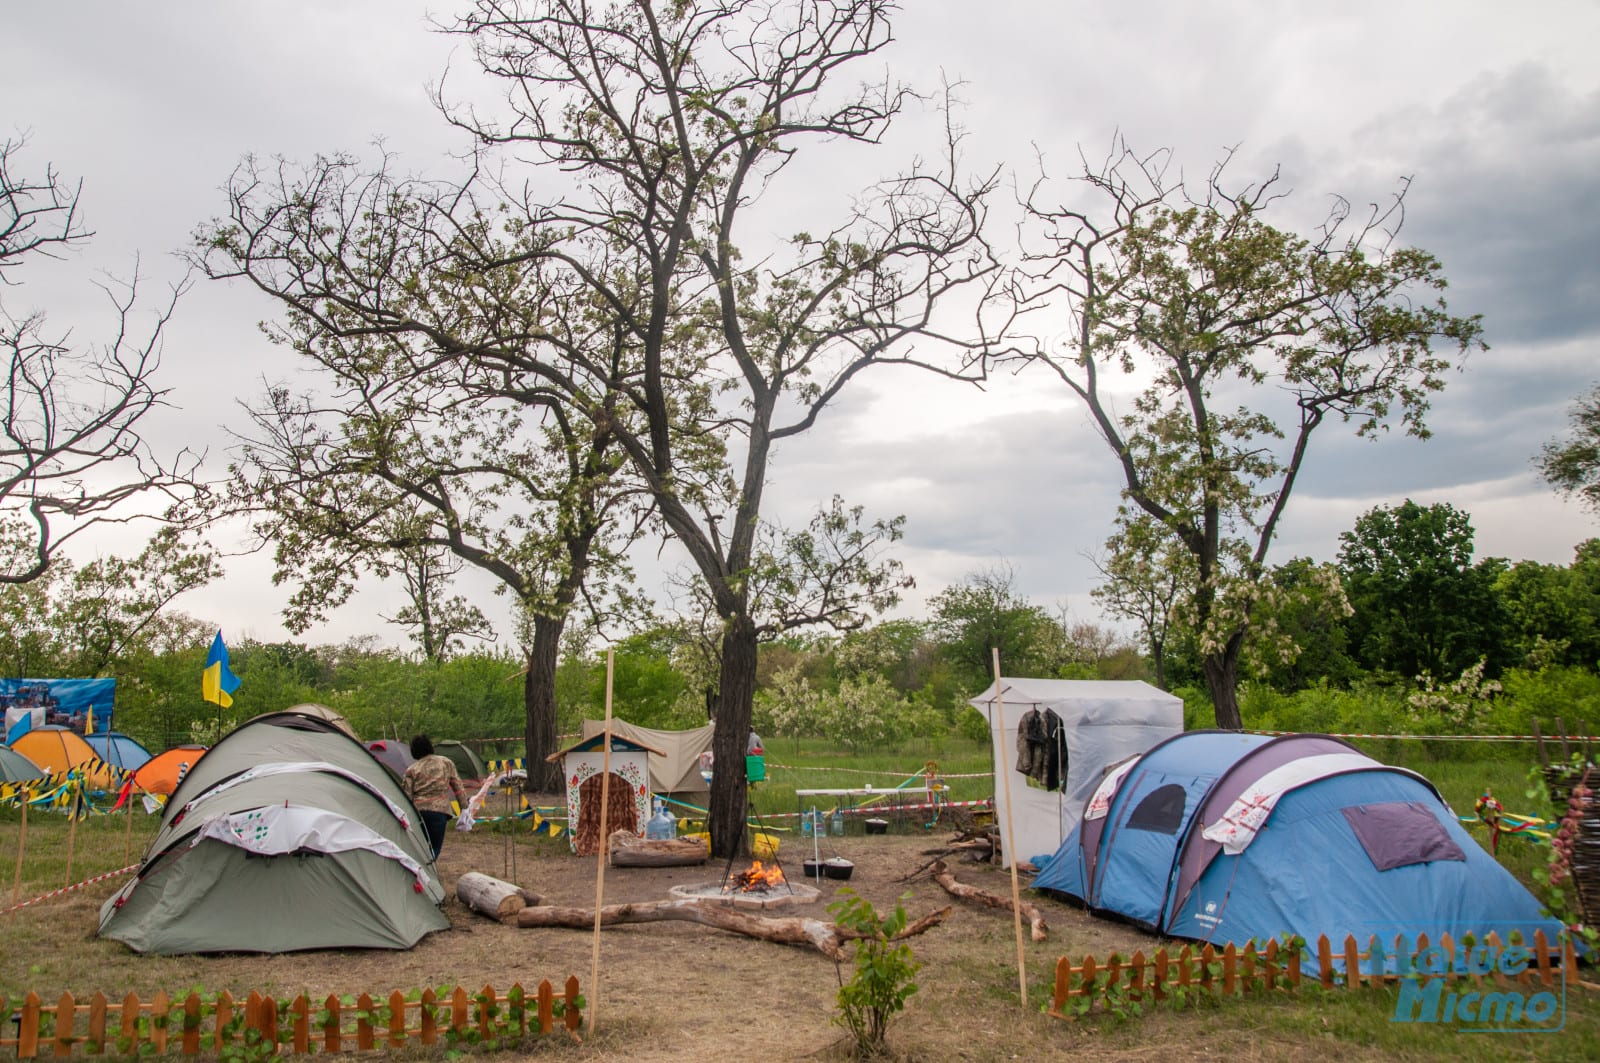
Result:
[3, 863, 140, 915]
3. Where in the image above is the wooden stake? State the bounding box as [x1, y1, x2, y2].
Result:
[10, 790, 27, 923]
[588, 647, 615, 1036]
[64, 774, 81, 887]
[123, 780, 137, 866]
[991, 649, 1028, 1006]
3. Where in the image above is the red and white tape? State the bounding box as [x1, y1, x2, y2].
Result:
[2, 863, 139, 916]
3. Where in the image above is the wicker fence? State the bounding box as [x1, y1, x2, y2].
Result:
[1050, 930, 1576, 1018]
[0, 978, 582, 1058]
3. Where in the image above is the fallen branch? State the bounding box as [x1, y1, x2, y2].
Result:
[514, 898, 949, 961]
[928, 860, 1048, 942]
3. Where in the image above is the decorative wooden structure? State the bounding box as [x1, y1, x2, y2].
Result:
[1049, 930, 1576, 1019]
[548, 733, 661, 856]
[0, 979, 582, 1058]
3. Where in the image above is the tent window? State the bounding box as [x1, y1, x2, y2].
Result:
[1127, 783, 1187, 834]
[1342, 801, 1466, 871]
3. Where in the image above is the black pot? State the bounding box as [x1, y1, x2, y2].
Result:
[864, 818, 888, 835]
[822, 858, 854, 880]
[802, 858, 823, 878]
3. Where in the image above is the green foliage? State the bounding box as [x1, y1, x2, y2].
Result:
[1339, 500, 1509, 680]
[927, 565, 1062, 691]
[1539, 383, 1600, 515]
[828, 889, 920, 1057]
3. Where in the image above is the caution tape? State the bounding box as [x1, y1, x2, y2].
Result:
[1248, 730, 1598, 743]
[769, 797, 993, 820]
[2, 863, 140, 916]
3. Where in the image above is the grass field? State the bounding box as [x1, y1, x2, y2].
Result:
[2, 735, 1596, 1060]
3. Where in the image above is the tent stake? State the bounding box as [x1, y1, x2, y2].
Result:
[589, 647, 615, 1036]
[991, 649, 1028, 1007]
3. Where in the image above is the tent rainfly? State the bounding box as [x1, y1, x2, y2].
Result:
[581, 718, 712, 798]
[84, 731, 153, 772]
[969, 678, 1184, 869]
[130, 745, 207, 796]
[1032, 730, 1561, 948]
[549, 732, 661, 856]
[10, 726, 122, 789]
[0, 743, 44, 783]
[98, 712, 447, 954]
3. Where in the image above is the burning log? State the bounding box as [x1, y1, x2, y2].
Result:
[513, 898, 950, 961]
[925, 860, 1049, 943]
[608, 829, 710, 868]
[456, 872, 540, 923]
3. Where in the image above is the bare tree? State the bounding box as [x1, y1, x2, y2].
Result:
[1, 136, 200, 583]
[201, 1, 1003, 855]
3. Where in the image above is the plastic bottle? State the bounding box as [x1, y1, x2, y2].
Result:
[801, 806, 817, 836]
[830, 809, 845, 836]
[645, 799, 677, 840]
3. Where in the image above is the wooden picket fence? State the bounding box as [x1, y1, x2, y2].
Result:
[1050, 930, 1577, 1018]
[0, 978, 582, 1058]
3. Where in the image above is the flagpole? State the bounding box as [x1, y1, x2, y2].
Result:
[991, 648, 1028, 1006]
[588, 646, 615, 1036]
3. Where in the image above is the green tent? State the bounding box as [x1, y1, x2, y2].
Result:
[435, 739, 487, 781]
[98, 712, 447, 954]
[0, 743, 44, 783]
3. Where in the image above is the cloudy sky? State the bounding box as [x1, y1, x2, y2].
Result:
[5, 1, 1599, 650]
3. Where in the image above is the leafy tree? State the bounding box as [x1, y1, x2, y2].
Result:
[1, 136, 200, 583]
[201, 1, 997, 855]
[1338, 500, 1508, 680]
[1090, 510, 1192, 689]
[927, 565, 1059, 692]
[1494, 540, 1600, 669]
[1242, 557, 1356, 691]
[1539, 383, 1600, 514]
[1010, 142, 1485, 728]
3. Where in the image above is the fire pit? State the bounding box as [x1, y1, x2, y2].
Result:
[669, 860, 822, 910]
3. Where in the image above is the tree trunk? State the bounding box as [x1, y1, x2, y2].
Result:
[522, 618, 564, 792]
[708, 614, 758, 859]
[1203, 640, 1244, 730]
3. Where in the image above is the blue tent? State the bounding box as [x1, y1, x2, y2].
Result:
[1033, 731, 1559, 949]
[83, 731, 153, 772]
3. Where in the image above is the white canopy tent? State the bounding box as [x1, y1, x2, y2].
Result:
[969, 678, 1183, 869]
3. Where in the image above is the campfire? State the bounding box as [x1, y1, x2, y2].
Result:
[725, 859, 786, 893]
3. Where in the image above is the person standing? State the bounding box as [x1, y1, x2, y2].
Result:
[402, 734, 466, 861]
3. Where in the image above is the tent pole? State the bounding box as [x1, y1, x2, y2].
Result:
[991, 649, 1028, 1006]
[588, 647, 615, 1036]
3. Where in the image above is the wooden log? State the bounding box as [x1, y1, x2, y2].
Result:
[607, 830, 710, 868]
[456, 872, 530, 923]
[928, 860, 1048, 942]
[514, 897, 949, 961]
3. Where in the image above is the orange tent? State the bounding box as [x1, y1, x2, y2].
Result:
[11, 726, 122, 789]
[131, 745, 208, 796]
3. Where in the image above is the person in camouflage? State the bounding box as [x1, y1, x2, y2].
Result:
[402, 734, 467, 860]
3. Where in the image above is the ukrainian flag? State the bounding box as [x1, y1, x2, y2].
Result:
[202, 631, 242, 708]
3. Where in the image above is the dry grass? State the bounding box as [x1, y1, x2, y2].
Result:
[4, 812, 1597, 1061]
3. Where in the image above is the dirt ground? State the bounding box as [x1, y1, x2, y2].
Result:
[9, 820, 1173, 1062]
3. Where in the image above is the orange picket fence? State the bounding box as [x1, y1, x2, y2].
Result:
[0, 978, 582, 1057]
[1050, 930, 1577, 1018]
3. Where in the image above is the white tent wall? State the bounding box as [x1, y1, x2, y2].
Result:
[970, 678, 1184, 868]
